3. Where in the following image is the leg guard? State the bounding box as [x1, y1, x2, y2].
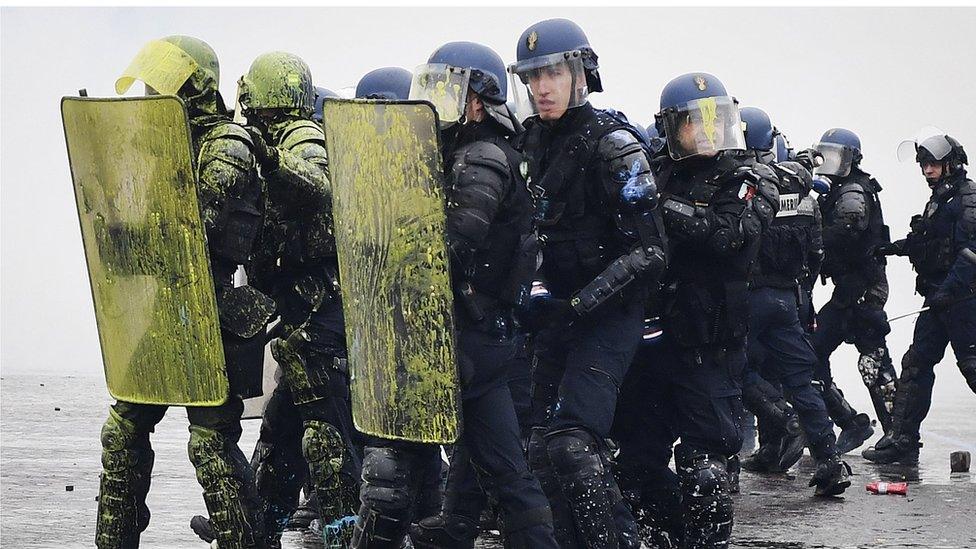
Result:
[95, 408, 154, 549]
[889, 348, 936, 443]
[546, 428, 618, 549]
[302, 420, 358, 546]
[957, 356, 976, 394]
[742, 384, 801, 437]
[527, 428, 579, 548]
[857, 347, 897, 433]
[250, 399, 307, 544]
[187, 425, 265, 549]
[817, 381, 858, 429]
[675, 445, 733, 549]
[349, 446, 414, 549]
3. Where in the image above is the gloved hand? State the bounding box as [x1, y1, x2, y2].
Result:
[872, 240, 904, 261]
[794, 148, 824, 171]
[246, 126, 279, 171]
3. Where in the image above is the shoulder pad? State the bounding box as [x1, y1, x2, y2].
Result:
[201, 121, 253, 146]
[597, 129, 645, 162]
[773, 161, 813, 191]
[199, 121, 254, 171]
[958, 179, 976, 235]
[459, 141, 510, 175]
[752, 162, 779, 185]
[959, 179, 976, 196]
[279, 119, 325, 151]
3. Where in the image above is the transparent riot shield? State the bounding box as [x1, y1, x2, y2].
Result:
[61, 96, 228, 406]
[321, 99, 460, 444]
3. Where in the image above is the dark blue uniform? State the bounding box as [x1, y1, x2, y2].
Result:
[519, 101, 665, 549]
[811, 168, 897, 437]
[865, 165, 976, 462]
[614, 150, 779, 549]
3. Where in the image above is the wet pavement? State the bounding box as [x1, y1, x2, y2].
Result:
[2, 374, 973, 548]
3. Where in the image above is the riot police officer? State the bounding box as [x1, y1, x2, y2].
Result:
[215, 52, 362, 548]
[388, 41, 559, 549]
[738, 107, 851, 494]
[351, 42, 558, 549]
[810, 128, 897, 450]
[97, 35, 270, 549]
[638, 72, 780, 548]
[864, 130, 976, 464]
[509, 18, 667, 548]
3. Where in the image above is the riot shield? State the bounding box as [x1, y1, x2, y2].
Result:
[322, 99, 459, 444]
[61, 96, 228, 406]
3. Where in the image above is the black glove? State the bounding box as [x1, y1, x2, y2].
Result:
[794, 148, 824, 172]
[246, 126, 279, 171]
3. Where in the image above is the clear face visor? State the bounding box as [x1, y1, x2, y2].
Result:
[661, 96, 746, 160]
[115, 40, 200, 96]
[897, 126, 951, 163]
[408, 63, 471, 125]
[507, 51, 588, 122]
[813, 142, 854, 177]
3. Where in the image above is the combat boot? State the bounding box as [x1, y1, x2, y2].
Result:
[862, 433, 920, 465]
[288, 490, 320, 529]
[741, 442, 780, 473]
[835, 413, 874, 454]
[808, 456, 852, 497]
[409, 514, 478, 549]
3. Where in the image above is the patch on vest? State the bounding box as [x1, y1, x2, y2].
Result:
[776, 193, 801, 217]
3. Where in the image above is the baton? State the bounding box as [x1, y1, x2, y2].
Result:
[888, 293, 976, 322]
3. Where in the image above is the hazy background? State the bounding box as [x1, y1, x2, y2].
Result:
[3, 7, 976, 411]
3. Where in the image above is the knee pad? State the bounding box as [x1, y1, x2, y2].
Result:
[359, 446, 412, 512]
[187, 426, 263, 548]
[100, 407, 148, 471]
[188, 426, 236, 481]
[546, 428, 604, 478]
[302, 420, 345, 468]
[858, 348, 894, 388]
[674, 445, 730, 499]
[303, 420, 357, 519]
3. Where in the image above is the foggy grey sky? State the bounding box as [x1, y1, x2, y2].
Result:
[3, 6, 976, 405]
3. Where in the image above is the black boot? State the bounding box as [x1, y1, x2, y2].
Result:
[288, 490, 320, 530]
[741, 442, 779, 473]
[862, 433, 920, 465]
[409, 514, 478, 549]
[808, 455, 852, 497]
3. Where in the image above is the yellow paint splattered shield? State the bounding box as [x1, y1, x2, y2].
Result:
[61, 96, 228, 406]
[322, 99, 460, 444]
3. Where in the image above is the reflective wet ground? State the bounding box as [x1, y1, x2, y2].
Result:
[2, 374, 973, 548]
